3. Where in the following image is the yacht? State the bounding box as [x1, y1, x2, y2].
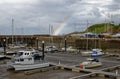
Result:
[80, 58, 102, 69]
[7, 49, 49, 71]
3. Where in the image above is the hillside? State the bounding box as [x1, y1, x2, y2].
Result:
[86, 23, 120, 34]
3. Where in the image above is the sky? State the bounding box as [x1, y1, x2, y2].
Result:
[0, 0, 120, 35]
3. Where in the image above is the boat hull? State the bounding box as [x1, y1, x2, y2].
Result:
[0, 55, 5, 60]
[84, 62, 102, 68]
[81, 51, 92, 56]
[9, 62, 49, 71]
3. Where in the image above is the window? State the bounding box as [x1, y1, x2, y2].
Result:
[32, 52, 34, 54]
[28, 58, 32, 61]
[20, 59, 24, 61]
[16, 59, 19, 62]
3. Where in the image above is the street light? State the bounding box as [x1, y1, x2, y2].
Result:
[3, 39, 6, 55]
[36, 37, 39, 50]
[42, 41, 45, 60]
[65, 38, 67, 52]
[6, 37, 9, 47]
[31, 37, 33, 47]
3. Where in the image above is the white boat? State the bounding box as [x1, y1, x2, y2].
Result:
[61, 46, 78, 52]
[14, 49, 36, 58]
[0, 47, 4, 52]
[8, 43, 27, 49]
[81, 51, 92, 56]
[80, 58, 102, 69]
[91, 49, 104, 56]
[45, 46, 58, 53]
[7, 50, 49, 71]
[0, 55, 5, 59]
[81, 49, 104, 57]
[6, 50, 16, 55]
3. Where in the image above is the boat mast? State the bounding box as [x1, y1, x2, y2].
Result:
[109, 13, 112, 33]
[49, 24, 51, 46]
[104, 18, 107, 32]
[86, 20, 89, 51]
[21, 27, 24, 43]
[11, 18, 14, 45]
[94, 28, 96, 49]
[51, 25, 54, 46]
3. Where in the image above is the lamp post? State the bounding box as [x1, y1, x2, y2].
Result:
[42, 41, 45, 60]
[36, 37, 38, 50]
[3, 39, 6, 55]
[65, 38, 67, 52]
[6, 37, 9, 48]
[31, 37, 33, 47]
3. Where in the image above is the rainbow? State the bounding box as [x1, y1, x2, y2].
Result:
[53, 17, 70, 35]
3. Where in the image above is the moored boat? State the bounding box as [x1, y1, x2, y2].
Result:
[7, 49, 49, 71]
[0, 55, 5, 59]
[80, 58, 102, 69]
[81, 51, 92, 56]
[91, 49, 104, 56]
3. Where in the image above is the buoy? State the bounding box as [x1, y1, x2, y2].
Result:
[80, 64, 83, 69]
[116, 69, 118, 75]
[58, 61, 61, 65]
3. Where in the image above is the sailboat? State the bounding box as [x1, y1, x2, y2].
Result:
[8, 19, 26, 50]
[91, 48, 104, 56]
[80, 28, 103, 69]
[81, 21, 92, 56]
[91, 29, 104, 56]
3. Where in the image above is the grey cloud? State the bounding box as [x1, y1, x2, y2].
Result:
[0, 0, 120, 35]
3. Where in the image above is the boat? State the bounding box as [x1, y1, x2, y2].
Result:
[81, 21, 93, 56]
[8, 43, 27, 49]
[81, 51, 92, 56]
[6, 50, 16, 55]
[7, 49, 49, 71]
[80, 58, 102, 69]
[91, 49, 104, 56]
[61, 46, 78, 52]
[0, 47, 4, 52]
[45, 46, 58, 53]
[0, 55, 5, 59]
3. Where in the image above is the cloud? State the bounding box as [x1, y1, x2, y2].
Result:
[0, 0, 120, 35]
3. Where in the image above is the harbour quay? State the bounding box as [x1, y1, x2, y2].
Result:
[0, 35, 120, 50]
[0, 51, 120, 79]
[0, 35, 120, 79]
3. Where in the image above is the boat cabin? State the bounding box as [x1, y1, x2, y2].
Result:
[15, 50, 36, 58]
[14, 57, 34, 64]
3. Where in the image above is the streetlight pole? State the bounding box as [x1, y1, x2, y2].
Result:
[3, 39, 6, 55]
[31, 37, 33, 48]
[42, 41, 45, 60]
[6, 37, 9, 48]
[36, 37, 38, 50]
[65, 38, 67, 52]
